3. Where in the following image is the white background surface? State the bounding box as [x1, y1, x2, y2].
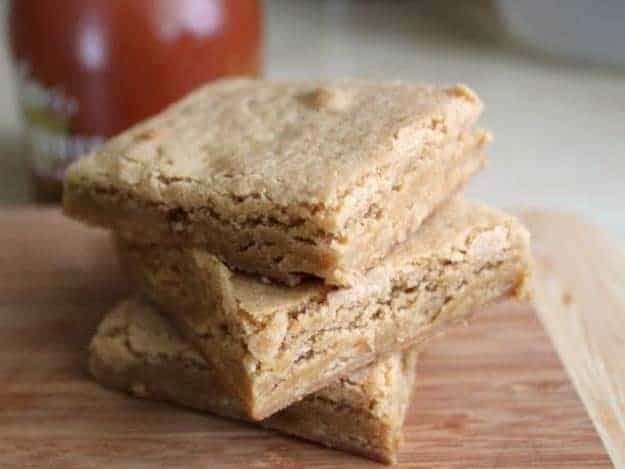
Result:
[1, 1, 623, 239]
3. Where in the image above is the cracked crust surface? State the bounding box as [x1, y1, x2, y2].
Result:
[89, 300, 418, 464]
[63, 78, 488, 286]
[117, 198, 532, 419]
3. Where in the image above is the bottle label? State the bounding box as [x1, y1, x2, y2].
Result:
[15, 61, 104, 180]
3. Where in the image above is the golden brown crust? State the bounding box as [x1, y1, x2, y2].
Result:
[63, 78, 488, 285]
[116, 198, 532, 419]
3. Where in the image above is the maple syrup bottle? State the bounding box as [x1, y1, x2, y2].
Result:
[9, 0, 262, 201]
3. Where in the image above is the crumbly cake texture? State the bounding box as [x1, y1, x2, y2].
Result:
[63, 78, 489, 286]
[89, 300, 418, 464]
[116, 199, 532, 420]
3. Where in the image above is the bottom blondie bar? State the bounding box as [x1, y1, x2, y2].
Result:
[90, 299, 418, 464]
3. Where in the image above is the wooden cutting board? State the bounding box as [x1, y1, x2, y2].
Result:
[0, 208, 617, 468]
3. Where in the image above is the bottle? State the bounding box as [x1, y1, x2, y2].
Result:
[9, 0, 262, 202]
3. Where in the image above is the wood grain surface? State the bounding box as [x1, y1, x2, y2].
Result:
[0, 208, 613, 468]
[521, 210, 625, 468]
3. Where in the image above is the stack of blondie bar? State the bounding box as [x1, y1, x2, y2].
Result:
[63, 79, 531, 464]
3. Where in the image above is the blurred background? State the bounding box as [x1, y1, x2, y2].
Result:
[1, 0, 623, 238]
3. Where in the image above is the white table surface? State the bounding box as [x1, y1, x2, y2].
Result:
[1, 1, 623, 239]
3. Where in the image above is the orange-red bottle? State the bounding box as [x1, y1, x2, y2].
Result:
[9, 0, 262, 201]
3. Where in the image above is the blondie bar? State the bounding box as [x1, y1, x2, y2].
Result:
[117, 199, 531, 420]
[90, 299, 418, 464]
[64, 78, 489, 286]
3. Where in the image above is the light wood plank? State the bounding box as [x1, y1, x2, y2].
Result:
[0, 208, 611, 467]
[522, 210, 625, 468]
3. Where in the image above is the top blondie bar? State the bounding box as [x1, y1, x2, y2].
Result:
[63, 78, 489, 286]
